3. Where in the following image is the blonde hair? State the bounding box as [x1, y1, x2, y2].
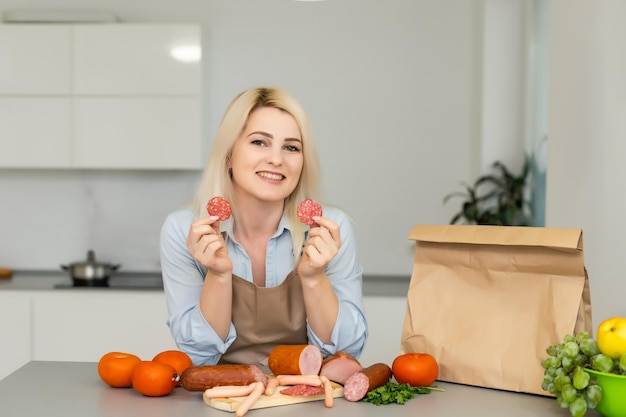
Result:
[193, 87, 321, 263]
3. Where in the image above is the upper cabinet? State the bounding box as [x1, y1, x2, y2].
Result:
[73, 25, 201, 95]
[0, 24, 203, 170]
[0, 25, 71, 94]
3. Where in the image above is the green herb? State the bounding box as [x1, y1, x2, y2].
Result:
[363, 382, 445, 405]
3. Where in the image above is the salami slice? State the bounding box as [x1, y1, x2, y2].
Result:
[343, 363, 392, 402]
[297, 199, 322, 226]
[280, 384, 325, 396]
[206, 196, 232, 221]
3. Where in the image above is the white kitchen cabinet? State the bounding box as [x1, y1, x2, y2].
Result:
[0, 25, 71, 95]
[0, 292, 32, 381]
[73, 97, 202, 169]
[32, 291, 177, 363]
[0, 23, 202, 170]
[0, 98, 72, 168]
[73, 24, 201, 95]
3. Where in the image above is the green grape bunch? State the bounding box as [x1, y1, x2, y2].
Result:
[541, 332, 607, 417]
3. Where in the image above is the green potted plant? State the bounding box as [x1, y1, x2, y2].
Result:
[443, 156, 532, 226]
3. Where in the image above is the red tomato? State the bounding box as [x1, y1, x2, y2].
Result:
[152, 350, 193, 386]
[392, 353, 439, 387]
[97, 351, 142, 388]
[131, 361, 177, 397]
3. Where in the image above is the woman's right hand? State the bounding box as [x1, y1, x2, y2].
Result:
[186, 215, 233, 276]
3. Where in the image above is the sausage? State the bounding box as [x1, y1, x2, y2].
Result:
[280, 384, 325, 396]
[206, 196, 232, 221]
[319, 351, 363, 385]
[343, 363, 392, 402]
[320, 375, 334, 408]
[264, 377, 280, 396]
[179, 364, 268, 392]
[203, 384, 256, 399]
[276, 374, 322, 386]
[268, 344, 322, 376]
[235, 382, 265, 417]
[297, 199, 322, 226]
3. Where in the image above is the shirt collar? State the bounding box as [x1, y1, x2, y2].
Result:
[221, 213, 292, 240]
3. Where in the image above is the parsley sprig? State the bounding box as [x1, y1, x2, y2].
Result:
[363, 382, 444, 405]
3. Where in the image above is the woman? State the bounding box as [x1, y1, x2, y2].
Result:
[160, 87, 367, 366]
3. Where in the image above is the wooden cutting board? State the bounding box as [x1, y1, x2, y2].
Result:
[204, 380, 344, 412]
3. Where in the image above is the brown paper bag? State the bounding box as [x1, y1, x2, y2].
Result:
[400, 225, 592, 396]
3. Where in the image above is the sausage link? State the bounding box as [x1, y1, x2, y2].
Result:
[276, 374, 322, 387]
[343, 363, 392, 402]
[268, 345, 322, 376]
[319, 350, 363, 384]
[203, 384, 256, 399]
[180, 364, 268, 392]
[235, 382, 265, 417]
[320, 375, 334, 408]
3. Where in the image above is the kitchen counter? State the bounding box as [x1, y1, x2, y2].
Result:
[0, 271, 409, 296]
[0, 361, 599, 417]
[0, 270, 164, 291]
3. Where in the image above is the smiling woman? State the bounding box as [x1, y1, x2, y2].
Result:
[159, 86, 368, 367]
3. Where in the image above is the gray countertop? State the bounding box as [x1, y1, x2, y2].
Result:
[0, 361, 592, 417]
[0, 271, 410, 296]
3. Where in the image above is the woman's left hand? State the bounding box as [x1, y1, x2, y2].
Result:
[297, 216, 341, 280]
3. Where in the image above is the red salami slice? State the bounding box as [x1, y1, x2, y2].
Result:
[297, 199, 322, 226]
[280, 384, 325, 396]
[206, 196, 232, 221]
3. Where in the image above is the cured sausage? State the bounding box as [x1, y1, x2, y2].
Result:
[343, 363, 392, 402]
[280, 384, 325, 396]
[206, 196, 232, 221]
[297, 199, 322, 226]
[319, 350, 363, 385]
[268, 344, 323, 376]
[179, 364, 268, 392]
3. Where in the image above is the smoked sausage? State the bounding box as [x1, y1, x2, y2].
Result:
[267, 345, 323, 375]
[319, 350, 362, 385]
[179, 364, 268, 392]
[268, 344, 322, 376]
[343, 363, 392, 402]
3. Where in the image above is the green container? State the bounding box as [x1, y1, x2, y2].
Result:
[584, 369, 626, 417]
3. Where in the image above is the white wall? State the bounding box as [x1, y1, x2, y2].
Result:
[548, 0, 626, 329]
[0, 0, 485, 275]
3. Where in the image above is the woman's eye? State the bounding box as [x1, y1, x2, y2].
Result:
[251, 139, 267, 146]
[284, 144, 301, 152]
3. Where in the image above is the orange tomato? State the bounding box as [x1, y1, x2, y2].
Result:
[152, 350, 193, 386]
[132, 361, 177, 397]
[392, 352, 439, 387]
[97, 351, 142, 388]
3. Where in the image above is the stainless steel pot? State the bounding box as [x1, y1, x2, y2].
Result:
[61, 250, 121, 287]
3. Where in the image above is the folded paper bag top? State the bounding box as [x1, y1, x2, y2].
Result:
[400, 225, 591, 396]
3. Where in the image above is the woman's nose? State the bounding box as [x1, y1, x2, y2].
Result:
[266, 147, 282, 165]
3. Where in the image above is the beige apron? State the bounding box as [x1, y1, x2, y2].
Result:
[218, 271, 308, 365]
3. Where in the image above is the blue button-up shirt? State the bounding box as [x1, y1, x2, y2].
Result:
[159, 206, 368, 365]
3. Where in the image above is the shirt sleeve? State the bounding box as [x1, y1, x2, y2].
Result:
[305, 207, 369, 359]
[159, 210, 236, 365]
